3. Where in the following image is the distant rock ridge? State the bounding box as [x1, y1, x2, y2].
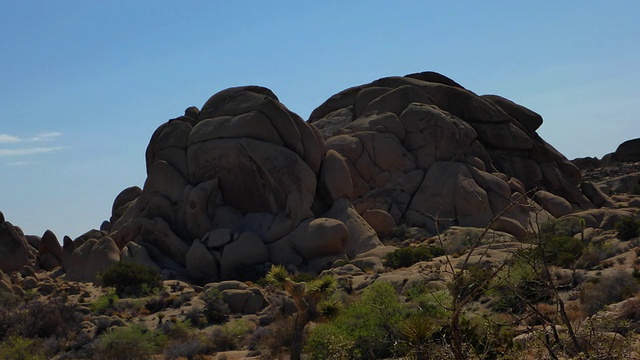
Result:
[573, 138, 640, 170]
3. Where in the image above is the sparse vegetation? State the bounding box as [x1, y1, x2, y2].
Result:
[383, 245, 446, 269]
[306, 281, 405, 359]
[93, 324, 165, 360]
[90, 290, 119, 314]
[265, 265, 338, 360]
[0, 335, 45, 360]
[201, 288, 230, 325]
[97, 261, 162, 297]
[616, 216, 640, 241]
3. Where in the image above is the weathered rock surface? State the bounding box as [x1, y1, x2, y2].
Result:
[0, 217, 34, 273]
[38, 230, 64, 271]
[66, 236, 121, 282]
[308, 71, 599, 237]
[613, 138, 640, 162]
[108, 87, 382, 283]
[205, 280, 269, 314]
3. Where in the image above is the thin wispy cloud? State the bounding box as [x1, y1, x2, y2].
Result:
[0, 147, 65, 156]
[28, 132, 62, 142]
[0, 131, 65, 160]
[0, 134, 22, 143]
[0, 131, 62, 143]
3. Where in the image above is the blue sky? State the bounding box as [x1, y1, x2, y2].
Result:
[1, 1, 638, 240]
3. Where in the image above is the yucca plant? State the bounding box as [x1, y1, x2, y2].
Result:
[265, 265, 337, 360]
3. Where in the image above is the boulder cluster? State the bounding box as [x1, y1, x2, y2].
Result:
[1, 71, 623, 284]
[308, 72, 606, 236]
[102, 86, 382, 283]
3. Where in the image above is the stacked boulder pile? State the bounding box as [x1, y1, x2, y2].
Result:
[100, 86, 383, 284]
[2, 71, 623, 286]
[308, 72, 609, 238]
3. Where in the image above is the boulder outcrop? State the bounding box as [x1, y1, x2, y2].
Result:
[92, 71, 621, 283]
[613, 138, 640, 162]
[308, 71, 598, 237]
[0, 213, 35, 273]
[107, 87, 382, 283]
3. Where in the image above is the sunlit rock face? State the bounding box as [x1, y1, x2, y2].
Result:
[108, 86, 381, 283]
[102, 71, 607, 283]
[308, 71, 597, 237]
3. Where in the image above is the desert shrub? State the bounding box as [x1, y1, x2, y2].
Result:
[93, 324, 165, 360]
[449, 264, 494, 301]
[144, 290, 171, 313]
[1, 297, 81, 340]
[490, 261, 550, 313]
[616, 216, 640, 241]
[248, 318, 296, 358]
[160, 320, 206, 360]
[159, 319, 194, 341]
[201, 288, 229, 325]
[442, 230, 479, 256]
[98, 261, 162, 297]
[208, 319, 252, 352]
[0, 291, 18, 310]
[183, 307, 207, 328]
[581, 242, 619, 268]
[405, 286, 451, 318]
[536, 235, 584, 268]
[576, 315, 633, 359]
[163, 337, 205, 360]
[395, 312, 447, 359]
[463, 314, 515, 359]
[0, 335, 45, 360]
[383, 245, 446, 269]
[539, 218, 582, 237]
[90, 291, 119, 314]
[305, 323, 356, 360]
[306, 282, 405, 359]
[581, 269, 639, 315]
[316, 298, 342, 319]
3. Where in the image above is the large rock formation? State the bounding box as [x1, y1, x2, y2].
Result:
[308, 71, 598, 236]
[96, 71, 616, 283]
[106, 87, 381, 283]
[613, 138, 640, 163]
[0, 211, 36, 273]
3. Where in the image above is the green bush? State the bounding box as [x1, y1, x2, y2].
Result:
[208, 319, 252, 352]
[306, 282, 405, 359]
[449, 264, 494, 301]
[405, 287, 451, 320]
[383, 245, 445, 269]
[542, 235, 584, 268]
[489, 261, 550, 313]
[0, 335, 45, 360]
[201, 289, 229, 325]
[98, 261, 162, 297]
[616, 216, 640, 241]
[93, 324, 165, 360]
[90, 292, 119, 314]
[539, 218, 583, 238]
